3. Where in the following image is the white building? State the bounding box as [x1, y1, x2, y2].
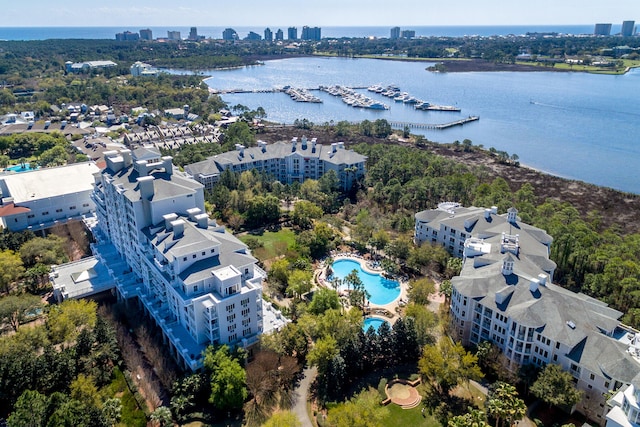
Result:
[0, 162, 99, 231]
[90, 147, 280, 370]
[607, 380, 640, 427]
[185, 137, 367, 191]
[130, 61, 159, 77]
[415, 203, 640, 425]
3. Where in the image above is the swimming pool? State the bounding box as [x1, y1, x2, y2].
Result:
[5, 163, 38, 173]
[331, 258, 400, 305]
[363, 317, 390, 333]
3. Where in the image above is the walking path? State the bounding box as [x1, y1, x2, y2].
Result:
[292, 366, 317, 427]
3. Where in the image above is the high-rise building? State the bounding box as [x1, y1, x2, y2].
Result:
[301, 26, 321, 41]
[139, 28, 153, 41]
[401, 29, 416, 39]
[390, 26, 400, 39]
[621, 20, 635, 37]
[245, 31, 262, 41]
[115, 31, 140, 41]
[167, 31, 181, 41]
[222, 28, 238, 41]
[188, 27, 199, 41]
[264, 28, 273, 42]
[275, 29, 284, 41]
[90, 148, 275, 371]
[594, 23, 612, 36]
[287, 27, 297, 40]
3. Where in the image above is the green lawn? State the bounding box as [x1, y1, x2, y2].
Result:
[104, 368, 148, 427]
[239, 228, 297, 261]
[382, 403, 441, 427]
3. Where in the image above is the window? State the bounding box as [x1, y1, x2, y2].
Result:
[56, 208, 63, 213]
[183, 257, 187, 261]
[82, 203, 89, 207]
[227, 314, 236, 322]
[69, 206, 76, 210]
[590, 373, 595, 381]
[194, 285, 198, 292]
[27, 214, 35, 219]
[226, 304, 235, 312]
[192, 254, 197, 259]
[42, 211, 49, 215]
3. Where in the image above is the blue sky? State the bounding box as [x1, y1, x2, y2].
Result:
[1, 0, 637, 27]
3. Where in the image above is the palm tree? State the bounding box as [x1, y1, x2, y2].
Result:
[150, 406, 173, 427]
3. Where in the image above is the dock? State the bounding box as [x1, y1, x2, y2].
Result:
[389, 116, 479, 130]
[210, 86, 368, 95]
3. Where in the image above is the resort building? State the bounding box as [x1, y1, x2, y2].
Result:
[185, 137, 367, 191]
[130, 61, 159, 77]
[65, 60, 117, 73]
[88, 147, 284, 370]
[139, 28, 153, 41]
[607, 381, 640, 427]
[621, 21, 636, 37]
[415, 203, 640, 425]
[0, 162, 99, 231]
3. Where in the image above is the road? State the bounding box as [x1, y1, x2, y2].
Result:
[292, 366, 317, 427]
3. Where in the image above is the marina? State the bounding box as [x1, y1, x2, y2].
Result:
[320, 85, 389, 110]
[204, 56, 640, 193]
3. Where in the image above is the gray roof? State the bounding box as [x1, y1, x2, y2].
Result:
[187, 140, 366, 175]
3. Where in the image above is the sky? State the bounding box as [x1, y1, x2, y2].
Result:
[0, 0, 637, 27]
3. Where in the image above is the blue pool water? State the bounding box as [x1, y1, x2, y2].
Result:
[331, 258, 400, 305]
[5, 163, 37, 173]
[363, 317, 389, 333]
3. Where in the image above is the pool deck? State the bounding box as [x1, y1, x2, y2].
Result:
[316, 252, 410, 324]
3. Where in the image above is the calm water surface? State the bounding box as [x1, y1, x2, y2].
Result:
[203, 57, 640, 194]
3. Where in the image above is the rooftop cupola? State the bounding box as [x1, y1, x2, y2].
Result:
[507, 207, 518, 224]
[501, 254, 515, 275]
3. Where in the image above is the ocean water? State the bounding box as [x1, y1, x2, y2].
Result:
[0, 25, 602, 41]
[201, 57, 640, 194]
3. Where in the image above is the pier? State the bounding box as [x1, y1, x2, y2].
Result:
[389, 116, 479, 130]
[210, 86, 368, 95]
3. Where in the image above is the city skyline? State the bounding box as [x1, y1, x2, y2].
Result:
[0, 0, 637, 27]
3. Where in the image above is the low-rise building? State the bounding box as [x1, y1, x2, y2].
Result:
[65, 60, 117, 73]
[415, 203, 640, 425]
[0, 162, 99, 231]
[185, 137, 366, 191]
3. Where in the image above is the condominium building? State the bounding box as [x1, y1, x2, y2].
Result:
[91, 147, 274, 370]
[264, 28, 273, 42]
[415, 203, 640, 425]
[288, 27, 298, 40]
[167, 31, 181, 41]
[301, 26, 321, 41]
[185, 137, 367, 191]
[595, 23, 613, 36]
[139, 28, 153, 41]
[222, 28, 238, 41]
[0, 162, 99, 231]
[275, 29, 284, 41]
[621, 21, 636, 37]
[390, 27, 401, 39]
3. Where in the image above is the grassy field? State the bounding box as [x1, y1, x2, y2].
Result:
[239, 228, 297, 261]
[104, 368, 148, 427]
[517, 59, 640, 75]
[382, 403, 441, 426]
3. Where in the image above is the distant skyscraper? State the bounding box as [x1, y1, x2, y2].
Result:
[222, 28, 238, 41]
[390, 27, 400, 39]
[401, 29, 416, 39]
[188, 27, 198, 41]
[275, 29, 284, 41]
[594, 23, 612, 36]
[301, 26, 321, 41]
[264, 28, 273, 42]
[139, 28, 153, 41]
[167, 31, 181, 41]
[115, 31, 140, 41]
[245, 31, 262, 41]
[621, 20, 635, 37]
[288, 27, 298, 40]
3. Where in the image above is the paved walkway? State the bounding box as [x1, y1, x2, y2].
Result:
[292, 366, 317, 427]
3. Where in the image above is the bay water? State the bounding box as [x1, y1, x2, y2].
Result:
[202, 57, 640, 194]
